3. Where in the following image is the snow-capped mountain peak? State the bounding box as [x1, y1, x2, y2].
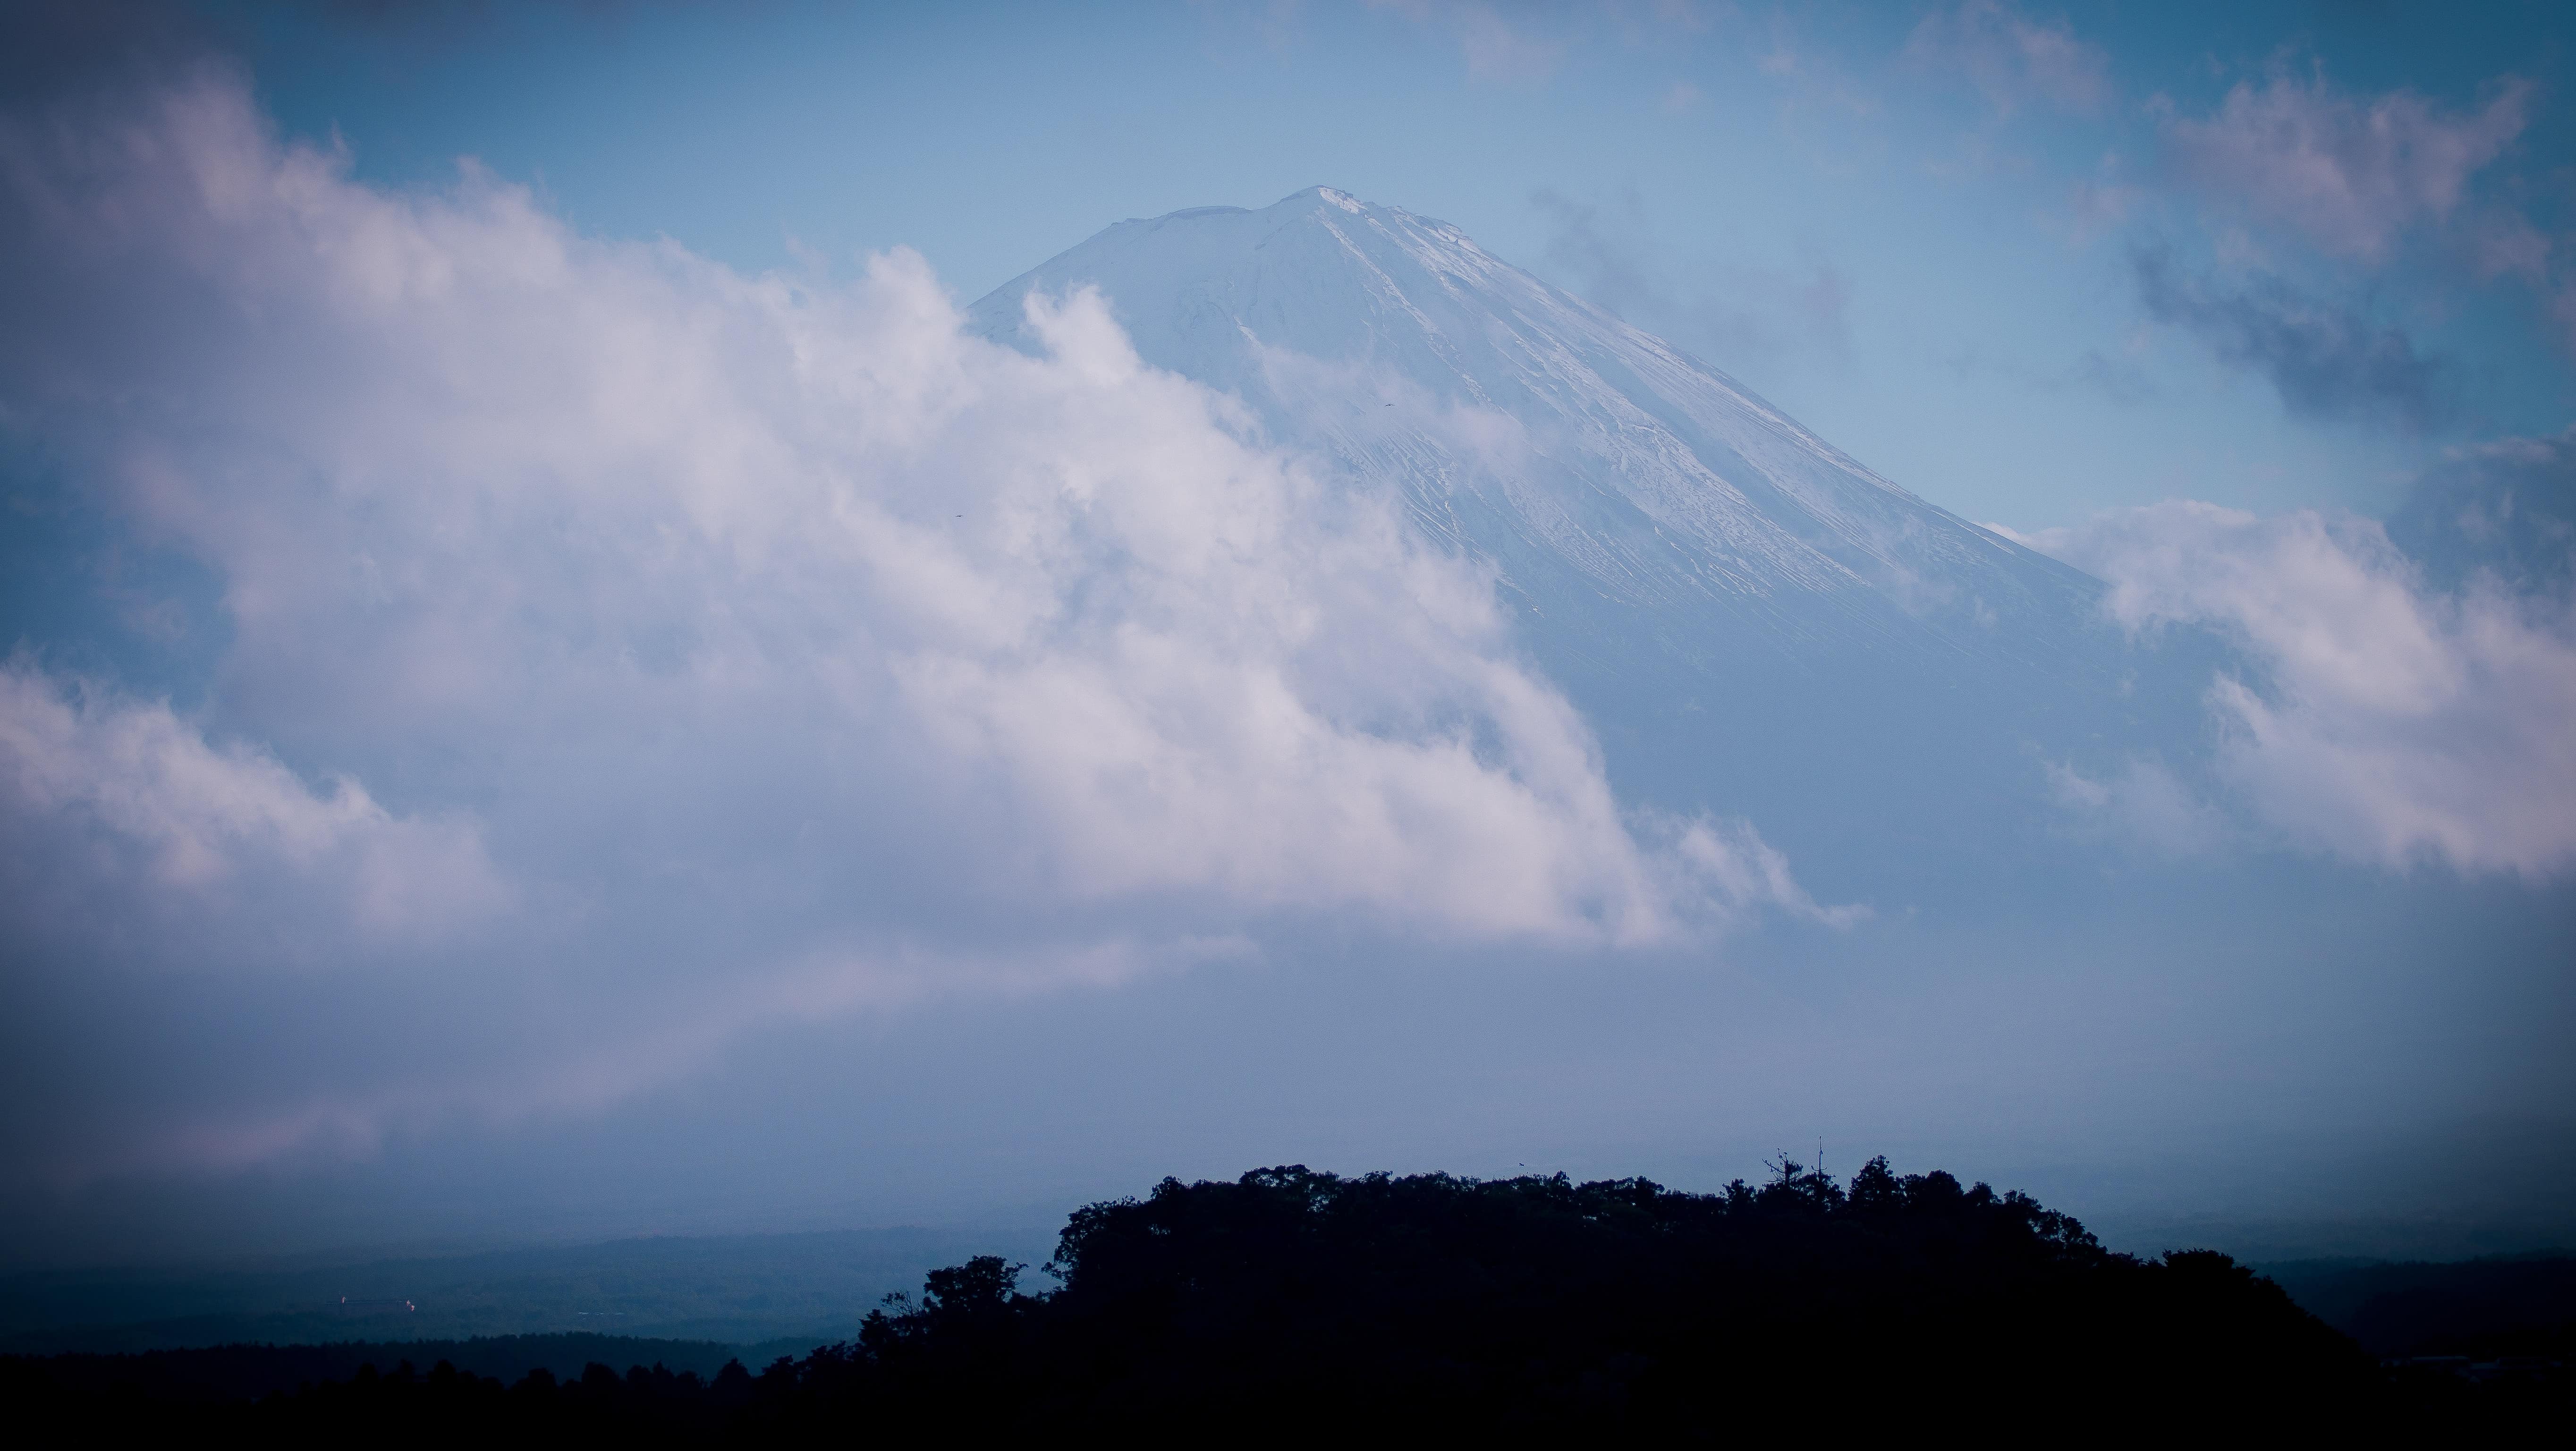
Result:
[970, 187, 2094, 666]
[970, 189, 2210, 885]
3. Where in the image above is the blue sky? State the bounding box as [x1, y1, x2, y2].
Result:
[190, 0, 2576, 530]
[0, 1, 2570, 1268]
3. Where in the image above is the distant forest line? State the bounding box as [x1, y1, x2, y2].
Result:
[7, 1159, 2568, 1433]
[0, 1223, 1036, 1355]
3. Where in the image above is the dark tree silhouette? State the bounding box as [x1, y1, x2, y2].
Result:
[7, 1159, 2561, 1435]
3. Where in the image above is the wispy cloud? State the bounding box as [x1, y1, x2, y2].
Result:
[1533, 188, 1851, 371]
[2158, 69, 2530, 265]
[2387, 427, 2576, 595]
[2066, 175, 2145, 246]
[1370, 0, 1565, 82]
[2018, 496, 2576, 880]
[2130, 245, 2449, 430]
[2042, 755, 2229, 859]
[1904, 0, 2112, 118]
[1942, 344, 2157, 404]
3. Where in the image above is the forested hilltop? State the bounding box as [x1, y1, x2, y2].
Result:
[8, 1159, 2564, 1434]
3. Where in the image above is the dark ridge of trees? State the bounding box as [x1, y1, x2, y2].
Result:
[6, 1159, 2565, 1435]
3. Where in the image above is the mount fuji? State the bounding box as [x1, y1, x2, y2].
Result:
[970, 187, 2216, 900]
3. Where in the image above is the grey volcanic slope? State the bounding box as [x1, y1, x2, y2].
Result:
[969, 188, 2217, 897]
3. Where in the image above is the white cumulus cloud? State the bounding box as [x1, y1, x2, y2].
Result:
[2016, 501, 2576, 879]
[0, 664, 509, 943]
[0, 69, 1837, 1174]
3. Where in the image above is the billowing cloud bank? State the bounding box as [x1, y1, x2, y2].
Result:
[2018, 496, 2576, 878]
[0, 72, 1843, 1177]
[0, 666, 507, 942]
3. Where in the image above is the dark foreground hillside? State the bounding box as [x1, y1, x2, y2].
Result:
[8, 1160, 2564, 1435]
[2262, 1255, 2576, 1357]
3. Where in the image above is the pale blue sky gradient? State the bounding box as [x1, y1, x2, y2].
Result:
[190, 0, 2576, 529]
